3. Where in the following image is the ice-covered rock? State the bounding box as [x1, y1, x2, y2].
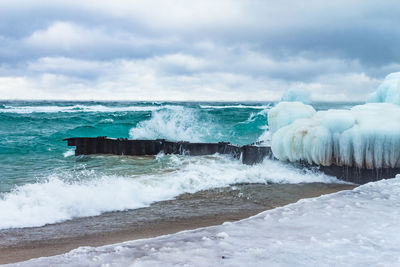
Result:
[271, 103, 400, 169]
[281, 88, 311, 104]
[267, 102, 316, 136]
[368, 72, 400, 105]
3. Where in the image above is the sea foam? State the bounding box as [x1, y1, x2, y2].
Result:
[129, 107, 213, 142]
[63, 149, 75, 158]
[200, 105, 270, 109]
[0, 155, 338, 230]
[0, 104, 179, 114]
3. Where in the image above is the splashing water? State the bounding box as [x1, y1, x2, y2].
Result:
[129, 107, 212, 142]
[0, 154, 339, 229]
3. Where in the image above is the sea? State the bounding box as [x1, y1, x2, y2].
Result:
[0, 101, 358, 262]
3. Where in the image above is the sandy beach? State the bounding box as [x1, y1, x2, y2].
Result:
[0, 183, 356, 264]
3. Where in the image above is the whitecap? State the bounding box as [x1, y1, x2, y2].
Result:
[0, 155, 339, 230]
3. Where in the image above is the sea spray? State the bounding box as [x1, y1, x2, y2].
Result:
[0, 155, 339, 229]
[129, 106, 217, 142]
[63, 149, 75, 158]
[200, 104, 270, 109]
[233, 107, 270, 144]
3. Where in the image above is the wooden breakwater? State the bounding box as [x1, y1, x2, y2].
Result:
[64, 137, 400, 184]
[63, 137, 271, 165]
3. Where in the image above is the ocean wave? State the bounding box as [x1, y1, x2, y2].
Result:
[244, 108, 271, 144]
[63, 149, 75, 158]
[257, 128, 272, 145]
[129, 107, 216, 142]
[241, 108, 269, 124]
[0, 105, 180, 114]
[0, 155, 339, 230]
[128, 105, 271, 144]
[200, 104, 270, 109]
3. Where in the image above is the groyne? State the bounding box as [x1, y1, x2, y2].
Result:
[63, 137, 271, 165]
[64, 137, 400, 184]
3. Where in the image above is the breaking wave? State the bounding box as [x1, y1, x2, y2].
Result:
[0, 104, 180, 114]
[200, 104, 270, 109]
[0, 155, 339, 230]
[129, 107, 217, 142]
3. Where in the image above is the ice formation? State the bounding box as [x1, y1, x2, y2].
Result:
[281, 88, 311, 104]
[267, 101, 316, 136]
[368, 72, 400, 105]
[269, 73, 400, 169]
[270, 102, 400, 169]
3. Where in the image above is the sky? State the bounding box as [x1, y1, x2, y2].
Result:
[0, 0, 400, 101]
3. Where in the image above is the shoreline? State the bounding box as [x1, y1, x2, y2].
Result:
[0, 211, 259, 265]
[0, 183, 356, 264]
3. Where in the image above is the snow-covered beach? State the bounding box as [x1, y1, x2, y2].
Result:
[10, 176, 400, 267]
[1, 182, 354, 264]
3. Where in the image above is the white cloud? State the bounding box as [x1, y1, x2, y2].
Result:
[152, 54, 209, 72]
[27, 57, 108, 73]
[22, 21, 181, 57]
[25, 22, 93, 50]
[77, 0, 244, 30]
[0, 53, 381, 101]
[308, 73, 380, 101]
[0, 0, 399, 101]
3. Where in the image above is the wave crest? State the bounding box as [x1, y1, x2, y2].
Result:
[0, 155, 338, 230]
[129, 107, 213, 142]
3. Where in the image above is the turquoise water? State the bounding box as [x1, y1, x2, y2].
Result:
[0, 101, 354, 230]
[0, 101, 270, 192]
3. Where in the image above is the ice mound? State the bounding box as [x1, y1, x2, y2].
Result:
[281, 88, 311, 104]
[268, 102, 316, 136]
[368, 72, 400, 105]
[271, 102, 400, 169]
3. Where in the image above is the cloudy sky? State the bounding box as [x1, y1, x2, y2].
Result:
[0, 0, 399, 101]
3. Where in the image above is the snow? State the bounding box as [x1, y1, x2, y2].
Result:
[14, 176, 400, 266]
[271, 102, 400, 169]
[368, 72, 400, 105]
[281, 88, 311, 104]
[267, 101, 316, 136]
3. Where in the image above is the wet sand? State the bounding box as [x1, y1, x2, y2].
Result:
[0, 183, 356, 264]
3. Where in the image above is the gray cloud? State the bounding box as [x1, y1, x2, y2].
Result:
[0, 0, 399, 101]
